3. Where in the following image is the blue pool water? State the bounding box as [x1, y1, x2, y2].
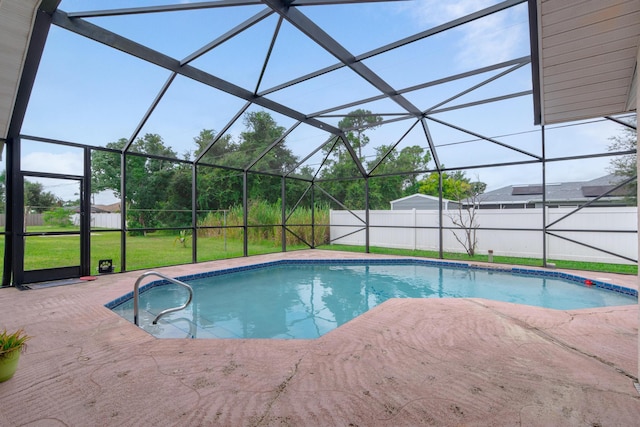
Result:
[109, 261, 637, 339]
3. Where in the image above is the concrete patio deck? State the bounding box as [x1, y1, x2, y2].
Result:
[0, 250, 638, 426]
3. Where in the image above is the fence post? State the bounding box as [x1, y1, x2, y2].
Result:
[412, 208, 417, 251]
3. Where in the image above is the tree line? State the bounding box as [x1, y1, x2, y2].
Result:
[89, 109, 488, 231]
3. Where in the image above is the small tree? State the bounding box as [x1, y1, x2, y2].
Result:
[448, 192, 480, 257]
[446, 177, 484, 257]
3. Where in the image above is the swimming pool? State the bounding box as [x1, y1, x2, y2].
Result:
[108, 260, 637, 339]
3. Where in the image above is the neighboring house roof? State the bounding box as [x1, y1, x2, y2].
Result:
[476, 174, 633, 206]
[95, 202, 121, 213]
[70, 203, 121, 213]
[391, 193, 442, 205]
[390, 193, 457, 210]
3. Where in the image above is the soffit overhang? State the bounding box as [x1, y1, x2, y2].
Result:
[536, 0, 640, 125]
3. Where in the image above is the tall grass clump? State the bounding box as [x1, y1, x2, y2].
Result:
[198, 200, 329, 246]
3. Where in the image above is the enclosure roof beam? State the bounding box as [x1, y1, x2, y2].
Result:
[428, 91, 532, 115]
[66, 0, 396, 18]
[67, 1, 265, 18]
[52, 10, 341, 135]
[423, 62, 529, 114]
[261, 0, 423, 117]
[124, 72, 177, 153]
[195, 101, 252, 164]
[245, 121, 301, 171]
[254, 15, 283, 95]
[420, 118, 440, 172]
[338, 133, 368, 178]
[285, 135, 337, 177]
[307, 56, 531, 119]
[425, 115, 542, 160]
[368, 119, 421, 176]
[180, 8, 274, 66]
[258, 0, 526, 97]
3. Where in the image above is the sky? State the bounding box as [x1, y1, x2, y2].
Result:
[11, 0, 635, 204]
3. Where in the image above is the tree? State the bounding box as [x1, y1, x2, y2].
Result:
[91, 134, 178, 233]
[338, 109, 383, 160]
[607, 119, 637, 204]
[418, 170, 486, 256]
[418, 170, 473, 200]
[318, 110, 384, 209]
[24, 180, 61, 213]
[240, 111, 298, 204]
[240, 111, 297, 174]
[194, 112, 300, 211]
[447, 182, 482, 257]
[608, 119, 637, 178]
[193, 129, 236, 165]
[317, 146, 366, 209]
[367, 144, 432, 209]
[159, 164, 192, 227]
[191, 129, 243, 212]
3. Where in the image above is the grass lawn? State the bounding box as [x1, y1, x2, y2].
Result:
[4, 227, 636, 276]
[18, 228, 310, 273]
[320, 244, 638, 275]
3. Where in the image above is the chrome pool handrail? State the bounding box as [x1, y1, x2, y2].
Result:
[133, 271, 193, 326]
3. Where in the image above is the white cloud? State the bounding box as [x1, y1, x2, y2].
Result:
[22, 151, 84, 202]
[410, 0, 527, 69]
[22, 151, 83, 176]
[412, 0, 501, 27]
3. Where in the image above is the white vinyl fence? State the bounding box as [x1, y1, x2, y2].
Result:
[330, 207, 638, 264]
[72, 213, 121, 229]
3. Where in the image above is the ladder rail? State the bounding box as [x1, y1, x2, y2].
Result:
[133, 271, 194, 326]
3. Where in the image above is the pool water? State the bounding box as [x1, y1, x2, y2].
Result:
[110, 262, 637, 339]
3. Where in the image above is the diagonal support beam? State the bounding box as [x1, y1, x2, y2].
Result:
[195, 101, 251, 164]
[368, 119, 421, 175]
[258, 0, 526, 97]
[425, 115, 542, 160]
[285, 135, 338, 177]
[420, 118, 441, 172]
[67, 1, 265, 18]
[255, 16, 284, 94]
[52, 10, 341, 135]
[423, 62, 528, 114]
[339, 134, 368, 178]
[245, 121, 301, 171]
[261, 0, 423, 117]
[181, 8, 274, 66]
[66, 0, 402, 18]
[124, 72, 177, 152]
[306, 56, 531, 119]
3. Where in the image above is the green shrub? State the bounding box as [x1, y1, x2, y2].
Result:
[43, 208, 73, 227]
[197, 200, 330, 246]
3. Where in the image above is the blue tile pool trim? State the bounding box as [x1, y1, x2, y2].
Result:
[105, 258, 637, 309]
